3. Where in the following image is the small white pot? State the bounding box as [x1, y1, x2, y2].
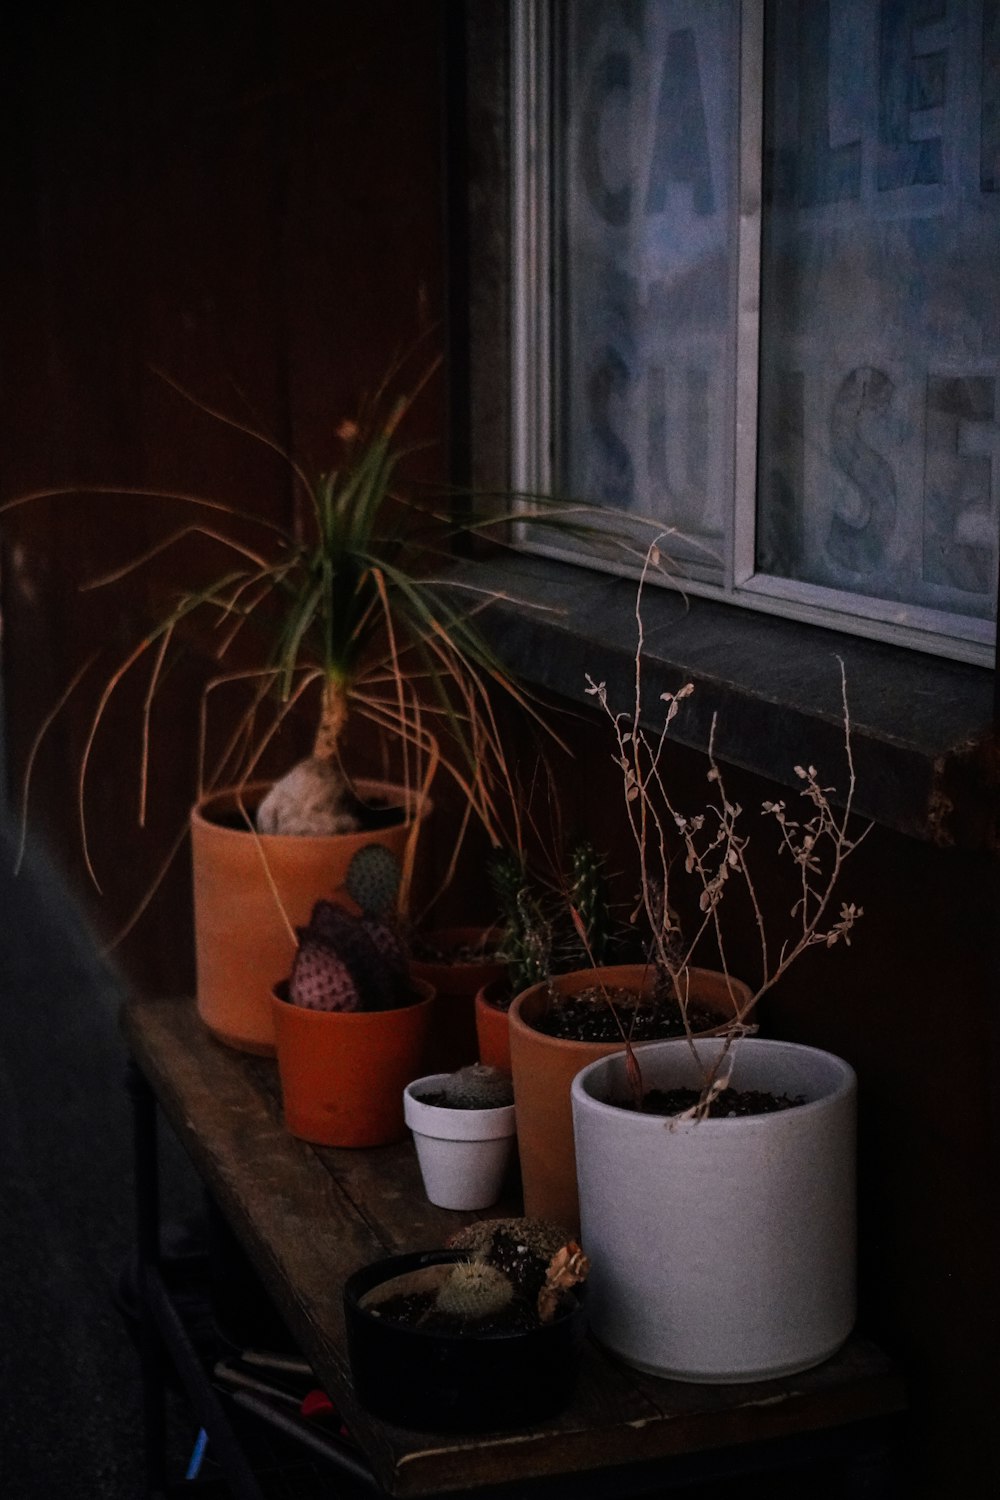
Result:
[572, 1037, 856, 1383]
[404, 1075, 517, 1210]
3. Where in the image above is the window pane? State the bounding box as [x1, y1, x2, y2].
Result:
[757, 0, 1000, 632]
[553, 0, 740, 581]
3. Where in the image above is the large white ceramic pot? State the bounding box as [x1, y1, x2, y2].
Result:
[571, 1037, 856, 1383]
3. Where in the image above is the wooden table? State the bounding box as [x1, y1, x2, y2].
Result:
[122, 993, 907, 1498]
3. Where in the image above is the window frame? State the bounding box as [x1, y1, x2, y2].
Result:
[508, 0, 998, 669]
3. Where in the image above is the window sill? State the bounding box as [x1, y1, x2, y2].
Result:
[454, 552, 998, 850]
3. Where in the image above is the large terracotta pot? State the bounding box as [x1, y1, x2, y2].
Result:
[410, 927, 506, 1073]
[508, 964, 752, 1234]
[271, 980, 434, 1147]
[474, 979, 514, 1075]
[191, 778, 424, 1055]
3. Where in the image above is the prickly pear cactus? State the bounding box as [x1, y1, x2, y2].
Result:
[435, 1262, 514, 1322]
[436, 1064, 513, 1110]
[345, 844, 401, 919]
[358, 915, 409, 984]
[288, 935, 360, 1011]
[287, 898, 411, 1012]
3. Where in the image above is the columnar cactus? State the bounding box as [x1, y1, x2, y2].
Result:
[488, 839, 620, 999]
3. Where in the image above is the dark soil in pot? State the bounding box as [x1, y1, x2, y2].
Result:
[411, 933, 501, 964]
[637, 1086, 807, 1118]
[209, 795, 404, 834]
[531, 985, 721, 1042]
[411, 1091, 508, 1109]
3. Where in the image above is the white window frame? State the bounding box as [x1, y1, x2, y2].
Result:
[509, 0, 997, 668]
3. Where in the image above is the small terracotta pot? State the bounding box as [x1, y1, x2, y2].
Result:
[474, 979, 514, 1075]
[509, 964, 752, 1234]
[411, 927, 506, 1073]
[191, 778, 424, 1055]
[271, 980, 434, 1148]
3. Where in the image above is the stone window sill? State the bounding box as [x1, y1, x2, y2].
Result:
[452, 552, 998, 851]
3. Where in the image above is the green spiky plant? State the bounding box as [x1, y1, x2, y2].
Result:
[487, 837, 620, 1006]
[417, 1063, 514, 1110]
[2, 355, 619, 930]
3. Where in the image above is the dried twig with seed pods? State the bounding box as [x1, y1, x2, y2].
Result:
[585, 538, 869, 1115]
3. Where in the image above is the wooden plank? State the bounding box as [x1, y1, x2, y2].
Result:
[122, 994, 906, 1497]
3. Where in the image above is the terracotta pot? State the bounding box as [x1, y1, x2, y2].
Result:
[191, 778, 424, 1055]
[474, 979, 514, 1075]
[271, 980, 434, 1147]
[573, 1039, 856, 1381]
[411, 927, 506, 1073]
[508, 964, 752, 1234]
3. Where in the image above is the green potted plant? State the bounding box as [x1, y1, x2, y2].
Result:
[497, 836, 749, 1230]
[474, 836, 622, 1075]
[3, 361, 607, 1054]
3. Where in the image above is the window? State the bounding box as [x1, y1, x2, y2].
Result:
[510, 0, 999, 665]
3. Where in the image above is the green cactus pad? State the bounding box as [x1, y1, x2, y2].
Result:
[345, 843, 402, 918]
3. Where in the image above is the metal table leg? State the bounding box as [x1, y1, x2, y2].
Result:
[127, 1058, 267, 1500]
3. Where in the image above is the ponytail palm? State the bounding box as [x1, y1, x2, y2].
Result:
[4, 364, 611, 910]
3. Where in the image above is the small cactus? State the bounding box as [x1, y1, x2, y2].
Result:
[447, 1216, 568, 1265]
[345, 844, 401, 919]
[286, 898, 413, 1012]
[446, 1217, 574, 1302]
[432, 1064, 513, 1110]
[288, 934, 360, 1011]
[434, 1262, 514, 1322]
[489, 850, 553, 996]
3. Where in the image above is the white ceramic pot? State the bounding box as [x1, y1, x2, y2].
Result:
[571, 1037, 856, 1383]
[403, 1074, 517, 1210]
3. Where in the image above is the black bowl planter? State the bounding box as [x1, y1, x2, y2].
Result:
[343, 1250, 586, 1432]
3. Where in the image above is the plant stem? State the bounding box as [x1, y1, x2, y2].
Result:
[313, 677, 349, 763]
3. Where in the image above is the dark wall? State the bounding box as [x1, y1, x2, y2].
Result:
[0, 0, 448, 994]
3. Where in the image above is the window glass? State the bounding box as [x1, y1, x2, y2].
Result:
[555, 0, 740, 582]
[520, 0, 998, 659]
[757, 0, 1000, 629]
